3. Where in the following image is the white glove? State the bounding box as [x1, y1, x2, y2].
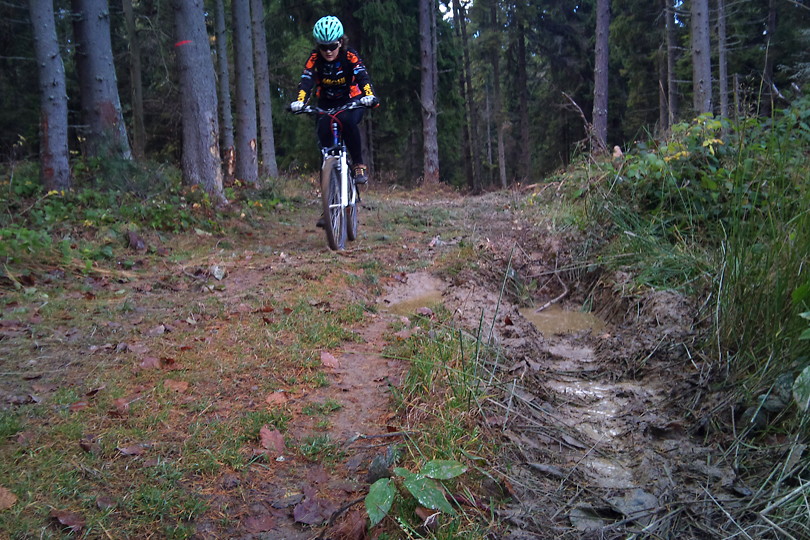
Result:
[290, 101, 304, 112]
[360, 95, 377, 107]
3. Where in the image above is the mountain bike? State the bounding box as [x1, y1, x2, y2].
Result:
[291, 100, 376, 251]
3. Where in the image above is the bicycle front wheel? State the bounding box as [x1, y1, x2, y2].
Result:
[346, 185, 359, 242]
[320, 156, 346, 251]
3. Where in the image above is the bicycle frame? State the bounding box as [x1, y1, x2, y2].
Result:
[291, 100, 369, 250]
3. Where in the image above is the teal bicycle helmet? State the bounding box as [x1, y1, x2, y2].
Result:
[313, 15, 343, 44]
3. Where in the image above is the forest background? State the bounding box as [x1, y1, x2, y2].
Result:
[2, 0, 808, 191]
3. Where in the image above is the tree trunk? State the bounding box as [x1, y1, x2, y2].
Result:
[490, 1, 507, 189]
[214, 0, 234, 182]
[717, 0, 728, 118]
[232, 0, 258, 185]
[666, 0, 678, 125]
[419, 0, 439, 185]
[29, 0, 71, 190]
[516, 18, 530, 182]
[459, 0, 481, 192]
[250, 0, 278, 177]
[761, 0, 777, 116]
[690, 0, 713, 115]
[592, 0, 610, 152]
[451, 0, 473, 190]
[172, 0, 226, 205]
[71, 0, 132, 160]
[122, 0, 145, 159]
[658, 0, 668, 134]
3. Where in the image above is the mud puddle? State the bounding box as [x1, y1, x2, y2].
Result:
[519, 304, 605, 336]
[378, 271, 446, 315]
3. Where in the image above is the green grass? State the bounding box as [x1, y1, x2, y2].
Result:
[302, 398, 343, 416]
[299, 434, 342, 462]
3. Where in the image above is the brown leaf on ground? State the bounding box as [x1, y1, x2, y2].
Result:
[307, 465, 330, 484]
[50, 509, 85, 533]
[415, 307, 434, 318]
[259, 426, 286, 454]
[146, 324, 166, 336]
[139, 356, 161, 370]
[79, 435, 101, 455]
[243, 513, 275, 533]
[329, 509, 367, 540]
[0, 487, 17, 511]
[164, 379, 189, 392]
[96, 495, 116, 510]
[162, 357, 181, 370]
[85, 385, 106, 397]
[293, 492, 336, 526]
[69, 400, 89, 412]
[128, 342, 150, 355]
[265, 392, 288, 406]
[117, 444, 146, 456]
[321, 351, 340, 368]
[110, 397, 131, 417]
[31, 383, 59, 394]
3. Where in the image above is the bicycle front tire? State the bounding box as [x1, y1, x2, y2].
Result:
[320, 156, 346, 251]
[346, 185, 359, 242]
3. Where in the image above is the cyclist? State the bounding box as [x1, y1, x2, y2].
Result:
[290, 15, 377, 188]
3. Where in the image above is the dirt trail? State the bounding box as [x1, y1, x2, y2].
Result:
[1, 186, 720, 539]
[197, 189, 708, 539]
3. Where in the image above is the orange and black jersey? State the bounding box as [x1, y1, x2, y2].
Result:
[295, 47, 374, 106]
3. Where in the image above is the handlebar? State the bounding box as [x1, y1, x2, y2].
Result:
[289, 98, 379, 116]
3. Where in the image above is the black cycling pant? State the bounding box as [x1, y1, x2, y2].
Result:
[316, 105, 365, 165]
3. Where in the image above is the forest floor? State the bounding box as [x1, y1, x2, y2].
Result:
[0, 181, 745, 539]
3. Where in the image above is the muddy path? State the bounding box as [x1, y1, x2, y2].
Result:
[1, 184, 732, 539]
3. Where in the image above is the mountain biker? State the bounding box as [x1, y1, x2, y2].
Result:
[290, 15, 378, 187]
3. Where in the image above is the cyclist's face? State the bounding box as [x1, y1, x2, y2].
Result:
[319, 42, 341, 61]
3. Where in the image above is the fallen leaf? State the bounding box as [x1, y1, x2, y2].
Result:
[293, 494, 336, 526]
[0, 487, 17, 511]
[259, 426, 286, 454]
[265, 392, 288, 406]
[139, 357, 161, 369]
[31, 383, 58, 394]
[117, 444, 146, 456]
[79, 436, 101, 455]
[243, 513, 275, 533]
[110, 397, 131, 416]
[415, 307, 434, 318]
[146, 324, 166, 337]
[330, 509, 368, 540]
[69, 400, 89, 412]
[162, 357, 181, 370]
[85, 385, 106, 397]
[128, 342, 150, 355]
[50, 510, 85, 533]
[96, 496, 115, 510]
[321, 351, 340, 368]
[164, 379, 189, 392]
[394, 328, 413, 340]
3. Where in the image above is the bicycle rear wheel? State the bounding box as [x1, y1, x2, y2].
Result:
[320, 156, 346, 250]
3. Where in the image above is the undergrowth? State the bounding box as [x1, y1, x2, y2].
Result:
[379, 306, 503, 537]
[566, 97, 810, 537]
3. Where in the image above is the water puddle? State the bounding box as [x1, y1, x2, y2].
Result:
[379, 272, 446, 316]
[520, 304, 605, 336]
[386, 291, 444, 316]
